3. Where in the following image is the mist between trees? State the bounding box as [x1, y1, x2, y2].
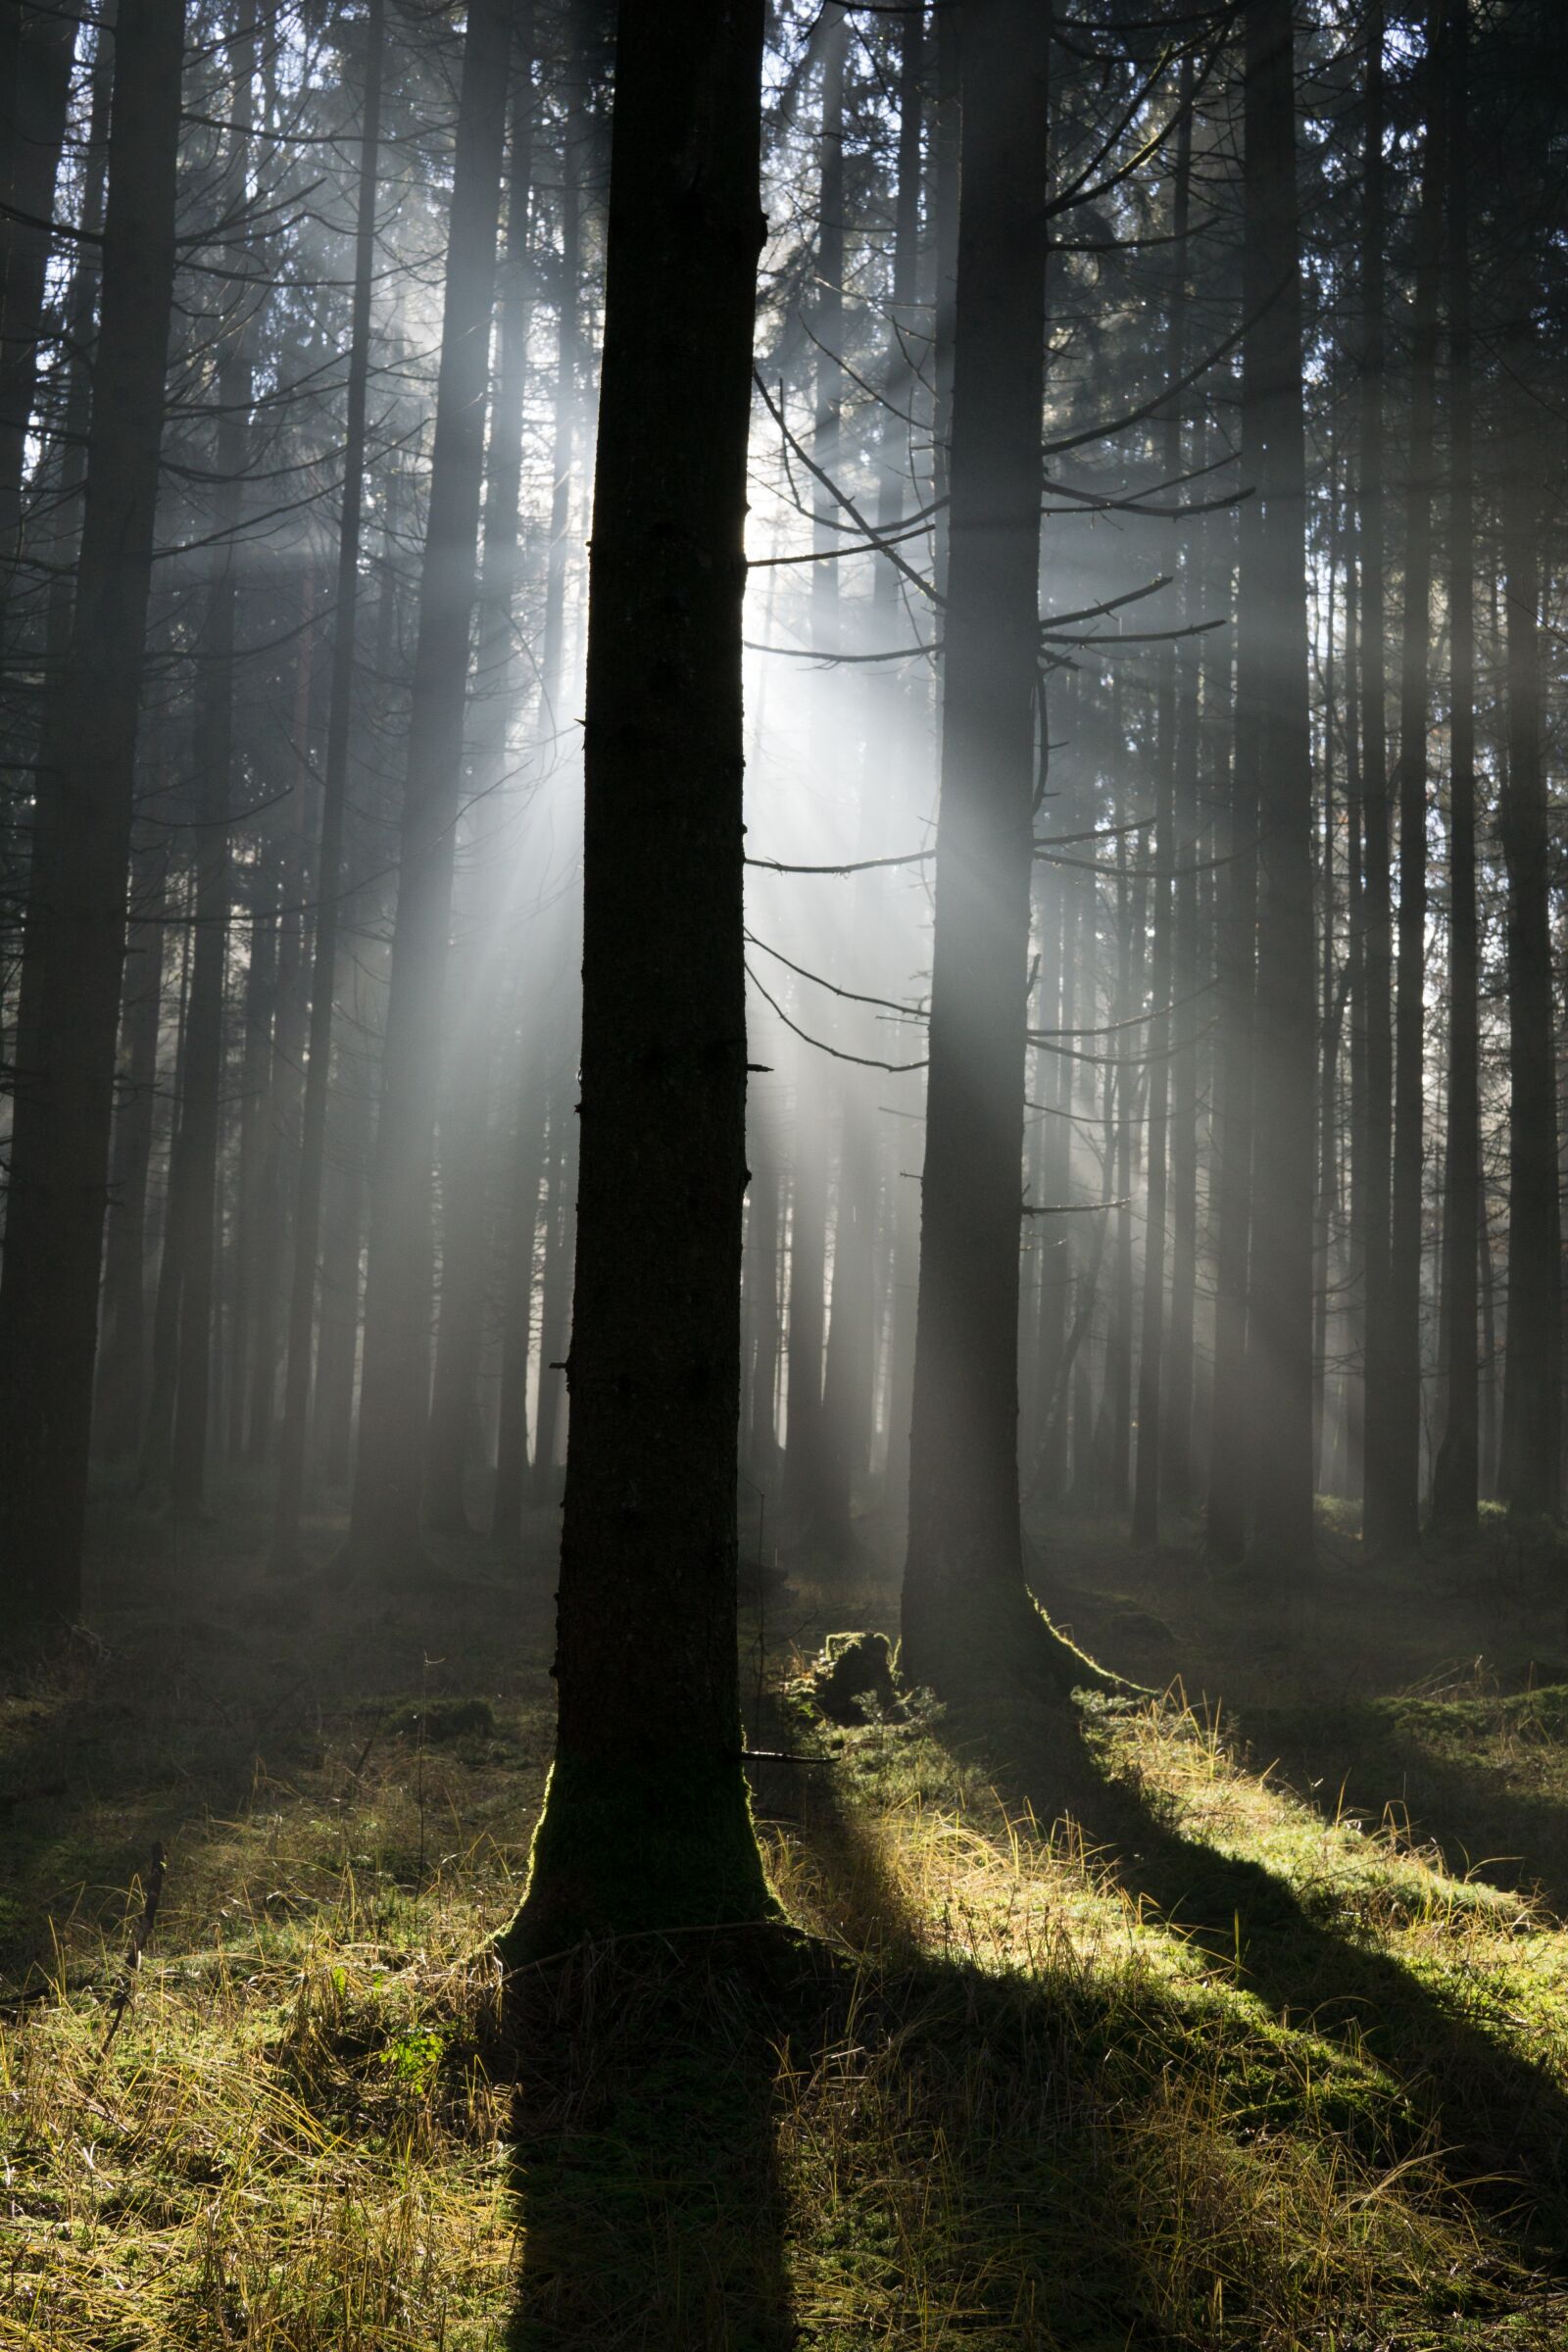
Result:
[1, 0, 1566, 1918]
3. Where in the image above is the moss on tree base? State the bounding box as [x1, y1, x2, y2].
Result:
[496, 1746, 779, 1973]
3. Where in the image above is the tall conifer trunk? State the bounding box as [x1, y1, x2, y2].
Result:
[345, 0, 509, 1577]
[0, 0, 185, 1616]
[1243, 0, 1317, 1570]
[1497, 323, 1561, 1520]
[1358, 0, 1396, 1547]
[270, 0, 385, 1568]
[901, 0, 1053, 1690]
[1383, 11, 1445, 1548]
[170, 15, 260, 1509]
[503, 0, 771, 1952]
[1432, 0, 1479, 1531]
[0, 0, 76, 583]
[425, 36, 535, 1535]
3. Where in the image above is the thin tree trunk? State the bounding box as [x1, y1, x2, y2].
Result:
[1432, 0, 1478, 1530]
[426, 27, 535, 1535]
[94, 841, 169, 1461]
[1359, 0, 1396, 1545]
[0, 0, 185, 1615]
[346, 0, 510, 1577]
[1131, 58, 1193, 1548]
[490, 1028, 546, 1545]
[171, 32, 260, 1508]
[0, 0, 76, 580]
[270, 0, 384, 1569]
[1497, 332, 1561, 1519]
[902, 0, 1056, 1690]
[1383, 9, 1445, 1548]
[1240, 0, 1316, 1570]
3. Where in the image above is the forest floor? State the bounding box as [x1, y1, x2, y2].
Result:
[4, 1485, 1568, 2349]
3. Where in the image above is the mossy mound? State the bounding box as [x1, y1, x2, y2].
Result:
[807, 1631, 901, 1726]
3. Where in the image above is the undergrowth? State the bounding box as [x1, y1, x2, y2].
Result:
[3, 1493, 1568, 2346]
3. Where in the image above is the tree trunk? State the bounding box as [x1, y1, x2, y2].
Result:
[1431, 0, 1478, 1531]
[171, 104, 258, 1508]
[901, 0, 1053, 1690]
[345, 0, 510, 1578]
[0, 0, 185, 1616]
[0, 0, 76, 580]
[93, 841, 168, 1462]
[425, 31, 534, 1536]
[502, 0, 771, 1953]
[1131, 58, 1193, 1550]
[1382, 9, 1445, 1549]
[1358, 0, 1396, 1546]
[490, 1029, 546, 1545]
[270, 0, 385, 1569]
[1497, 331, 1561, 1519]
[1243, 0, 1318, 1570]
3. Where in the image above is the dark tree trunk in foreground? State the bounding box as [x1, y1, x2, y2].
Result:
[901, 0, 1054, 1690]
[1243, 0, 1316, 1569]
[345, 0, 510, 1577]
[502, 0, 771, 1954]
[1432, 0, 1478, 1531]
[0, 0, 185, 1618]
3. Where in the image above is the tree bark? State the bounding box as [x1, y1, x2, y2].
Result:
[502, 0, 771, 1953]
[1382, 8, 1445, 1549]
[1358, 0, 1396, 1547]
[0, 0, 76, 582]
[270, 0, 385, 1569]
[1497, 321, 1561, 1519]
[0, 0, 185, 1616]
[345, 0, 510, 1577]
[1243, 0, 1318, 1571]
[901, 0, 1053, 1690]
[1431, 0, 1478, 1531]
[93, 841, 168, 1462]
[425, 30, 535, 1535]
[1131, 55, 1193, 1550]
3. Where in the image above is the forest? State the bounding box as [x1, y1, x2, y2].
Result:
[3, 0, 1568, 2342]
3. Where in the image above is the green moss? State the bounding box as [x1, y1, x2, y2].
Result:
[496, 1745, 779, 1970]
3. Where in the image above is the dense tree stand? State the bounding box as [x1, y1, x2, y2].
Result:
[500, 0, 773, 1961]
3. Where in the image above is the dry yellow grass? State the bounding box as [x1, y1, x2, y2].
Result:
[4, 1499, 1568, 2347]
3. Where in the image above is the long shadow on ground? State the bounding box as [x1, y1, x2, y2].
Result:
[1235, 1689, 1568, 1921]
[948, 1692, 1568, 2268]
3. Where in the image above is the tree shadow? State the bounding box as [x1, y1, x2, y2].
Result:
[1232, 1690, 1568, 1921]
[948, 1694, 1568, 2263]
[505, 1929, 801, 2352]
